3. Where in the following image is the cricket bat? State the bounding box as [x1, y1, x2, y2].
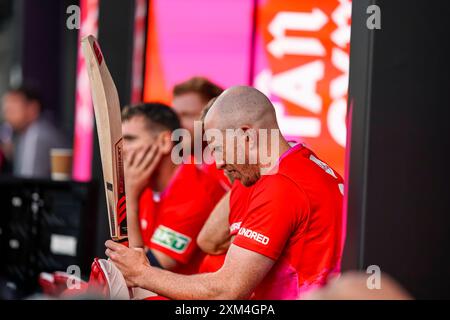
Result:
[81, 35, 127, 242]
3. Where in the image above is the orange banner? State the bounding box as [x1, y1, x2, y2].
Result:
[254, 0, 351, 175]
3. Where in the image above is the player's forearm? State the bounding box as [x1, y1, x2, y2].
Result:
[135, 266, 240, 300]
[197, 223, 231, 254]
[197, 236, 230, 255]
[126, 195, 144, 248]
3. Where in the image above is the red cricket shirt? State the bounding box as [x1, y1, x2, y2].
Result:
[138, 163, 226, 274]
[231, 144, 345, 299]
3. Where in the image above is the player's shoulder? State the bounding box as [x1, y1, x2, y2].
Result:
[279, 144, 343, 182]
[254, 172, 306, 203]
[245, 174, 309, 225]
[259, 144, 309, 189]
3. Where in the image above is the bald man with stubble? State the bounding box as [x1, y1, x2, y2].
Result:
[105, 86, 345, 300]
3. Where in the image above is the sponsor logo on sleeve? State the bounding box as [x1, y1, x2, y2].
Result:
[230, 222, 242, 233]
[151, 225, 191, 253]
[238, 227, 270, 245]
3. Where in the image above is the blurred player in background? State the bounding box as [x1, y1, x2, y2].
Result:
[172, 77, 230, 190]
[171, 78, 233, 273]
[172, 77, 223, 143]
[121, 103, 225, 274]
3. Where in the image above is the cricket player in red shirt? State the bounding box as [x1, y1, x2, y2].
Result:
[106, 86, 345, 299]
[122, 103, 225, 274]
[172, 77, 231, 191]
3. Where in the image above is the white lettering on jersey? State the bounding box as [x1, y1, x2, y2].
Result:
[230, 222, 242, 233]
[309, 154, 338, 179]
[338, 183, 345, 195]
[238, 228, 270, 245]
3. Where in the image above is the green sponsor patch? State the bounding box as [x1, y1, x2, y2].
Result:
[151, 225, 191, 253]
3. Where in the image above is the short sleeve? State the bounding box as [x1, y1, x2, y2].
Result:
[232, 175, 309, 260]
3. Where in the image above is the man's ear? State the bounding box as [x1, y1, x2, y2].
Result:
[158, 131, 173, 155]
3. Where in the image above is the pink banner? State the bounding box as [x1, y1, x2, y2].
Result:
[72, 0, 99, 181]
[143, 0, 255, 103]
[131, 0, 148, 104]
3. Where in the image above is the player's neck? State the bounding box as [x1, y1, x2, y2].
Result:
[151, 155, 180, 192]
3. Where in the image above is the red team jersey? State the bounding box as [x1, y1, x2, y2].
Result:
[231, 144, 345, 299]
[138, 163, 226, 274]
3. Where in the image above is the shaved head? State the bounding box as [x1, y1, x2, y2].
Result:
[203, 86, 290, 187]
[204, 86, 278, 131]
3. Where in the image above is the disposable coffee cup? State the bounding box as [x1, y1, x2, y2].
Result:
[50, 148, 73, 181]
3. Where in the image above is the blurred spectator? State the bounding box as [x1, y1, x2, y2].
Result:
[303, 271, 413, 300]
[172, 76, 223, 141]
[172, 77, 230, 189]
[0, 86, 67, 178]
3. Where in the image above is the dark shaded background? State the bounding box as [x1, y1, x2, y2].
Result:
[344, 0, 450, 299]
